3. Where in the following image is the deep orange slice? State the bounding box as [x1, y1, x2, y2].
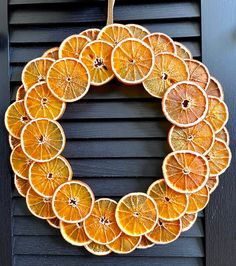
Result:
[206, 175, 219, 194]
[16, 85, 26, 100]
[9, 134, 20, 150]
[42, 47, 59, 60]
[147, 179, 188, 221]
[84, 198, 121, 244]
[163, 150, 210, 194]
[29, 155, 73, 197]
[79, 28, 100, 41]
[25, 82, 66, 120]
[47, 217, 60, 229]
[175, 41, 192, 59]
[146, 219, 182, 244]
[14, 174, 30, 197]
[162, 81, 208, 127]
[205, 77, 224, 100]
[181, 213, 197, 232]
[216, 127, 230, 145]
[137, 235, 155, 249]
[143, 52, 189, 98]
[186, 186, 209, 214]
[168, 120, 215, 155]
[47, 58, 90, 102]
[52, 180, 94, 223]
[85, 242, 111, 256]
[126, 24, 150, 39]
[80, 40, 114, 86]
[115, 192, 158, 236]
[111, 38, 155, 85]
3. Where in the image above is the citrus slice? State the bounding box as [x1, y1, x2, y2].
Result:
[147, 179, 188, 221]
[185, 59, 210, 90]
[21, 118, 65, 162]
[25, 82, 66, 120]
[26, 187, 55, 219]
[84, 198, 121, 244]
[46, 58, 90, 102]
[16, 85, 26, 100]
[22, 58, 54, 91]
[126, 24, 150, 39]
[10, 144, 32, 180]
[85, 242, 111, 256]
[79, 28, 100, 41]
[29, 155, 73, 197]
[115, 192, 158, 236]
[163, 150, 210, 194]
[216, 127, 229, 145]
[205, 96, 229, 133]
[186, 186, 210, 214]
[80, 40, 114, 86]
[5, 100, 30, 139]
[181, 213, 197, 232]
[97, 23, 133, 46]
[137, 235, 155, 249]
[142, 52, 189, 98]
[52, 180, 94, 223]
[162, 81, 208, 127]
[142, 32, 176, 56]
[206, 175, 219, 194]
[146, 219, 182, 244]
[47, 217, 60, 229]
[111, 38, 155, 85]
[168, 120, 215, 155]
[58, 35, 90, 59]
[60, 221, 91, 246]
[205, 138, 231, 175]
[14, 174, 30, 197]
[9, 134, 20, 150]
[205, 77, 224, 100]
[175, 42, 192, 59]
[42, 47, 59, 60]
[107, 232, 141, 254]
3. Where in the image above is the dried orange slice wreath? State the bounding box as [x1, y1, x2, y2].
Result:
[5, 22, 231, 256]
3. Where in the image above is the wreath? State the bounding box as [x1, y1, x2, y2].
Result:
[5, 0, 231, 256]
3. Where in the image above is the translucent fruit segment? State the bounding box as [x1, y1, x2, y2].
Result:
[85, 242, 111, 256]
[42, 47, 59, 60]
[175, 42, 192, 59]
[79, 28, 100, 41]
[137, 235, 155, 249]
[126, 24, 150, 39]
[206, 175, 219, 194]
[216, 127, 230, 145]
[14, 174, 30, 197]
[205, 77, 224, 100]
[16, 85, 26, 100]
[181, 213, 198, 232]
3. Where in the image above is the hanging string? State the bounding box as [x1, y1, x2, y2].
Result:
[106, 0, 115, 25]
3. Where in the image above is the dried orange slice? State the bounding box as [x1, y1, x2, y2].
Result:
[58, 35, 90, 59]
[146, 219, 182, 244]
[9, 134, 20, 150]
[85, 242, 111, 256]
[162, 81, 208, 127]
[42, 47, 59, 60]
[175, 42, 192, 59]
[205, 77, 224, 100]
[14, 174, 30, 197]
[29, 155, 73, 197]
[142, 32, 176, 56]
[16, 85, 26, 100]
[205, 138, 231, 175]
[206, 175, 219, 194]
[47, 217, 60, 229]
[163, 150, 209, 194]
[84, 198, 121, 244]
[22, 58, 54, 91]
[79, 28, 100, 41]
[126, 24, 150, 39]
[216, 127, 230, 145]
[21, 118, 65, 162]
[115, 192, 158, 236]
[205, 96, 229, 133]
[26, 187, 55, 219]
[97, 23, 133, 46]
[186, 186, 209, 214]
[137, 235, 155, 249]
[25, 82, 66, 120]
[111, 38, 155, 85]
[143, 52, 189, 98]
[168, 120, 215, 155]
[185, 59, 210, 90]
[107, 232, 141, 254]
[5, 100, 30, 139]
[10, 144, 32, 180]
[147, 179, 188, 221]
[47, 58, 90, 102]
[181, 213, 197, 232]
[60, 221, 91, 246]
[80, 40, 114, 86]
[52, 180, 94, 223]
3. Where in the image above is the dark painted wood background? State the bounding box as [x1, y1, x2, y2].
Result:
[0, 0, 235, 265]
